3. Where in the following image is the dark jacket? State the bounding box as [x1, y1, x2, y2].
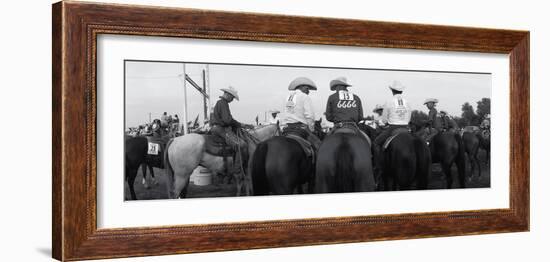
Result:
[210, 97, 240, 127]
[427, 108, 442, 130]
[325, 91, 364, 123]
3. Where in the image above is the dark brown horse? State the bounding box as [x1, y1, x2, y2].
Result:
[431, 131, 467, 188]
[360, 124, 431, 191]
[251, 136, 315, 195]
[315, 131, 375, 193]
[477, 131, 491, 165]
[462, 131, 481, 178]
[250, 122, 324, 195]
[411, 121, 467, 189]
[125, 135, 165, 200]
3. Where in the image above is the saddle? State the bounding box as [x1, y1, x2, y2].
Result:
[282, 124, 315, 161]
[382, 127, 409, 150]
[203, 135, 235, 157]
[286, 134, 315, 160]
[330, 122, 372, 148]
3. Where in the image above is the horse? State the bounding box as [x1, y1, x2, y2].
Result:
[124, 135, 165, 200]
[411, 121, 467, 189]
[164, 124, 279, 199]
[359, 123, 431, 191]
[315, 125, 376, 193]
[477, 131, 491, 165]
[250, 122, 324, 196]
[462, 131, 481, 178]
[139, 163, 158, 189]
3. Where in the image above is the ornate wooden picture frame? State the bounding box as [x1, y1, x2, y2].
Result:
[52, 1, 529, 261]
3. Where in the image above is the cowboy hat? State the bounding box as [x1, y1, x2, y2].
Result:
[330, 77, 352, 91]
[288, 77, 317, 91]
[151, 122, 160, 132]
[269, 109, 281, 114]
[423, 98, 439, 104]
[220, 86, 239, 100]
[388, 80, 405, 92]
[372, 104, 384, 113]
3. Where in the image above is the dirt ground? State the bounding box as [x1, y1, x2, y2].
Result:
[124, 150, 490, 201]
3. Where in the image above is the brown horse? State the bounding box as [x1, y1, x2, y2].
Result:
[359, 123, 431, 191]
[462, 131, 481, 178]
[251, 122, 324, 195]
[412, 124, 467, 188]
[124, 135, 166, 200]
[477, 131, 491, 165]
[315, 131, 375, 193]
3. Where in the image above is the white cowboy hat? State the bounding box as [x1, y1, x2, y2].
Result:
[423, 98, 439, 104]
[220, 86, 239, 100]
[388, 80, 406, 92]
[372, 104, 384, 112]
[270, 109, 281, 114]
[330, 77, 352, 90]
[288, 77, 317, 91]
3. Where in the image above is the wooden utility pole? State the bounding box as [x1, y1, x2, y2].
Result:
[202, 69, 208, 121]
[179, 64, 189, 135]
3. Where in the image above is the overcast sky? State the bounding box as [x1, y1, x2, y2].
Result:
[125, 61, 491, 127]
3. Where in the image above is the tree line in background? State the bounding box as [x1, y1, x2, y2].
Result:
[365, 98, 491, 128]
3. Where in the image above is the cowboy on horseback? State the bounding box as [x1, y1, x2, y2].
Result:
[268, 109, 281, 125]
[480, 114, 491, 130]
[439, 110, 459, 133]
[373, 81, 412, 147]
[324, 77, 370, 141]
[424, 98, 442, 142]
[372, 104, 386, 129]
[210, 86, 249, 174]
[480, 113, 491, 139]
[281, 77, 321, 150]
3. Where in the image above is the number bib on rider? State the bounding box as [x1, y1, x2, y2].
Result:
[285, 92, 298, 113]
[148, 142, 160, 155]
[337, 91, 357, 109]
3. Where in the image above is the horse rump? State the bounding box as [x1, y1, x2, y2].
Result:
[163, 138, 176, 198]
[251, 141, 269, 195]
[334, 138, 355, 192]
[315, 134, 370, 193]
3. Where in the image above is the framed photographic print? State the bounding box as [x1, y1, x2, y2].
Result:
[52, 1, 529, 261]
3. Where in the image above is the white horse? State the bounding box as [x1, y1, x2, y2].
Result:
[164, 124, 279, 198]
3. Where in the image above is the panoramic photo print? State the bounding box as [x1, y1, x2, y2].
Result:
[124, 60, 491, 200]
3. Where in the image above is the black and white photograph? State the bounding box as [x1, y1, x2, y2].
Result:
[124, 60, 491, 200]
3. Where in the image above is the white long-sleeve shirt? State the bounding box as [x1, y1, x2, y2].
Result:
[381, 94, 411, 125]
[282, 90, 316, 130]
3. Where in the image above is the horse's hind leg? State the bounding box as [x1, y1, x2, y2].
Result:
[126, 168, 138, 200]
[141, 163, 150, 189]
[148, 165, 158, 186]
[173, 168, 193, 198]
[474, 148, 481, 178]
[442, 162, 454, 189]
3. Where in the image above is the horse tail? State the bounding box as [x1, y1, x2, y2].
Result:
[251, 141, 269, 195]
[413, 135, 431, 189]
[334, 137, 354, 192]
[454, 133, 467, 186]
[164, 138, 175, 198]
